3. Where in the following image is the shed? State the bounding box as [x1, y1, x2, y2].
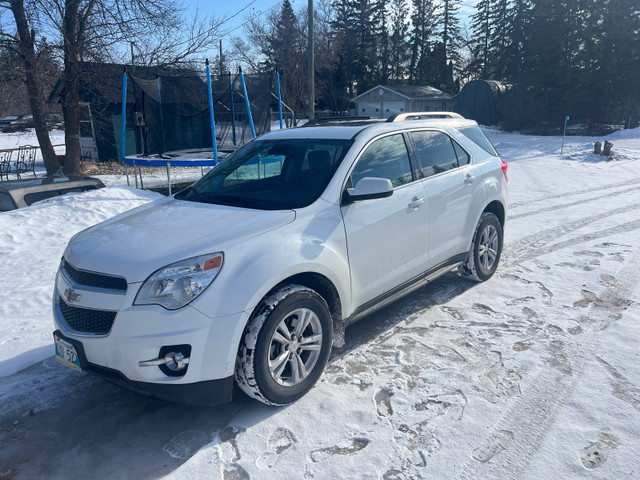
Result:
[351, 85, 454, 119]
[454, 80, 512, 126]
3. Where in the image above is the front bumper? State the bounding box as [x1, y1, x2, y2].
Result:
[54, 330, 234, 405]
[53, 269, 250, 405]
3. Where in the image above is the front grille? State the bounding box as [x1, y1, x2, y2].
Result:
[62, 259, 127, 293]
[58, 296, 117, 335]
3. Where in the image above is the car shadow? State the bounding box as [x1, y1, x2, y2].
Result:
[0, 272, 475, 480]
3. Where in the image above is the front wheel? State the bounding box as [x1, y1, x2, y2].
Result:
[235, 285, 333, 405]
[460, 212, 503, 282]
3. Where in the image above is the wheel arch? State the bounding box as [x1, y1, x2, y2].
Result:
[483, 200, 506, 229]
[265, 272, 343, 333]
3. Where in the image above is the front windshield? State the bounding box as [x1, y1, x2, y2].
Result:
[176, 138, 353, 210]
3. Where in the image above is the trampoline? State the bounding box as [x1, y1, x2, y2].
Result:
[124, 150, 219, 194]
[120, 61, 286, 195]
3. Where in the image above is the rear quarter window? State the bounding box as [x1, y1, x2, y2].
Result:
[0, 192, 16, 211]
[457, 126, 498, 157]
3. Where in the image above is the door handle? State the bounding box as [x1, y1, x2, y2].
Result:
[465, 173, 475, 184]
[408, 196, 424, 209]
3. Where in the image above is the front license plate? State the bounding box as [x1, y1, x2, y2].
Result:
[54, 335, 81, 371]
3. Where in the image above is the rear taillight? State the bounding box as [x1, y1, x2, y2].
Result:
[501, 160, 508, 182]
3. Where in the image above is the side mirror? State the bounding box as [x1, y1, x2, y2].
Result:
[343, 177, 393, 204]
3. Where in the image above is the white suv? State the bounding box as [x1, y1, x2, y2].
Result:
[53, 113, 508, 406]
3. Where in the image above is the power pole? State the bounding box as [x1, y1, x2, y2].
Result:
[308, 0, 314, 120]
[219, 40, 223, 77]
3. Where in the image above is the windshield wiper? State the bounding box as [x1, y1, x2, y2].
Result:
[184, 189, 268, 209]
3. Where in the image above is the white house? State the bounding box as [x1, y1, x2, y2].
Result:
[352, 85, 454, 119]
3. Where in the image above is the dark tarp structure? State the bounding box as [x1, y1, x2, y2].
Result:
[455, 80, 512, 126]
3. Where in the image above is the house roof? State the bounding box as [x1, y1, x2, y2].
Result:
[352, 85, 452, 102]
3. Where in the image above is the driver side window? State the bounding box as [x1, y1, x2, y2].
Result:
[350, 134, 413, 188]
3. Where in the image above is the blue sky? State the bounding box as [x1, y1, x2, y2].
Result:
[191, 0, 479, 38]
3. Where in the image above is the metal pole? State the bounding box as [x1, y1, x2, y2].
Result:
[239, 67, 256, 139]
[229, 72, 236, 146]
[308, 0, 314, 121]
[121, 69, 130, 186]
[205, 59, 219, 164]
[276, 68, 284, 129]
[166, 162, 172, 196]
[561, 115, 569, 154]
[156, 75, 166, 154]
[219, 40, 223, 77]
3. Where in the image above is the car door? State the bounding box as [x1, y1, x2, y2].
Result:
[409, 129, 487, 268]
[341, 133, 429, 310]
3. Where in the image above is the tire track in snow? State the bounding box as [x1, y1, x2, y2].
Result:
[509, 186, 640, 220]
[460, 243, 640, 479]
[509, 178, 640, 210]
[504, 202, 640, 268]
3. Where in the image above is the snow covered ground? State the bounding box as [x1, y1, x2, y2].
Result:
[0, 128, 639, 479]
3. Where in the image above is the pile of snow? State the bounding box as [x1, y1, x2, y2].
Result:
[606, 126, 640, 140]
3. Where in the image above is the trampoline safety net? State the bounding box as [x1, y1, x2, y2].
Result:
[128, 69, 274, 157]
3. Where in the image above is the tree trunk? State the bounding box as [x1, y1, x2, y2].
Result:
[9, 0, 59, 176]
[62, 0, 82, 176]
[62, 53, 82, 176]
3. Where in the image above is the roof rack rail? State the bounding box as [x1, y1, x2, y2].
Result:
[387, 112, 464, 122]
[303, 116, 380, 127]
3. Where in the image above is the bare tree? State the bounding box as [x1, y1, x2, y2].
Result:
[1, 0, 59, 174]
[1, 0, 222, 175]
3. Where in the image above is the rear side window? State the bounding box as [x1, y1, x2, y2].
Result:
[351, 134, 413, 188]
[24, 190, 60, 205]
[410, 131, 459, 178]
[457, 126, 498, 156]
[453, 141, 471, 165]
[0, 192, 16, 211]
[24, 186, 97, 206]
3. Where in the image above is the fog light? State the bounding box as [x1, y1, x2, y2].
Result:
[159, 344, 192, 377]
[164, 352, 189, 371]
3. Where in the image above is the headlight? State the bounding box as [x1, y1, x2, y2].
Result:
[135, 253, 223, 310]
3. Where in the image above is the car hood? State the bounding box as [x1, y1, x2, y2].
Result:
[63, 197, 296, 282]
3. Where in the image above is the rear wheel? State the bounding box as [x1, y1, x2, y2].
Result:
[235, 285, 333, 405]
[461, 212, 503, 281]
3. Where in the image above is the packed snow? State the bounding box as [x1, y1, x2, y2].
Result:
[0, 127, 639, 479]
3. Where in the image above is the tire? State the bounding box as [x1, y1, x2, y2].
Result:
[460, 212, 503, 282]
[235, 285, 333, 406]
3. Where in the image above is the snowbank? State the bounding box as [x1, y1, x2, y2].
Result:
[606, 126, 640, 140]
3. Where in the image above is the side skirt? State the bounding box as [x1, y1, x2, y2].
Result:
[344, 254, 466, 326]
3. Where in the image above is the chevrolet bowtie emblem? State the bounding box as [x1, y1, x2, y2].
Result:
[64, 288, 82, 304]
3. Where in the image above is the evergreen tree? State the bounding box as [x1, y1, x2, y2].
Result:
[502, 0, 532, 82]
[409, 0, 437, 85]
[468, 0, 491, 78]
[438, 0, 462, 92]
[387, 0, 410, 83]
[330, 0, 358, 102]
